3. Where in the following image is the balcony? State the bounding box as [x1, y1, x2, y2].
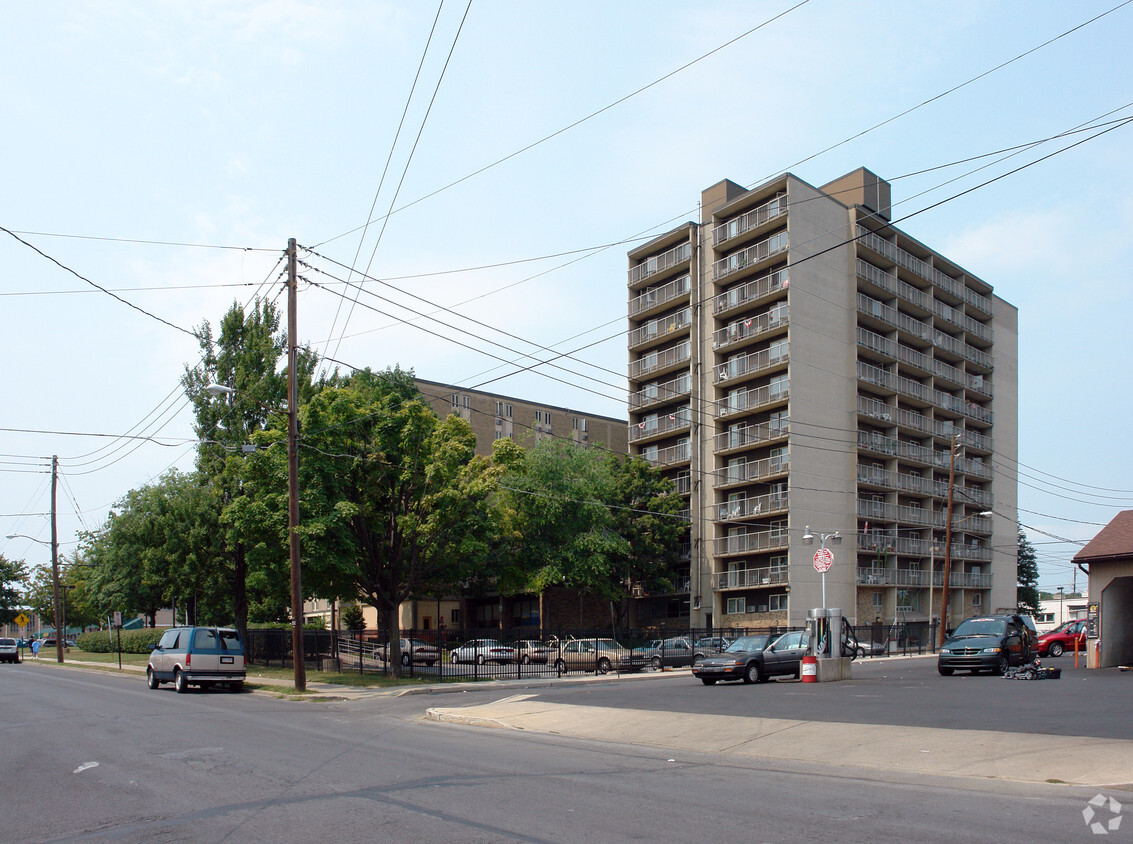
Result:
[716, 343, 789, 386]
[858, 327, 896, 360]
[629, 409, 691, 444]
[629, 274, 691, 320]
[629, 240, 691, 288]
[717, 491, 789, 522]
[856, 259, 896, 297]
[714, 267, 789, 317]
[714, 529, 789, 557]
[640, 440, 691, 469]
[628, 308, 691, 352]
[713, 305, 789, 352]
[716, 565, 789, 590]
[630, 342, 690, 380]
[714, 419, 789, 453]
[713, 230, 789, 282]
[629, 374, 690, 412]
[717, 454, 789, 487]
[716, 380, 789, 421]
[713, 194, 787, 246]
[856, 568, 993, 589]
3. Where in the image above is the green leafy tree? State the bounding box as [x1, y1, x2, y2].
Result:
[182, 298, 318, 638]
[340, 603, 365, 631]
[289, 367, 498, 674]
[1017, 529, 1041, 615]
[0, 553, 28, 624]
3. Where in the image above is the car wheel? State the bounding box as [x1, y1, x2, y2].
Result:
[521, 654, 531, 665]
[596, 657, 612, 674]
[174, 668, 189, 694]
[1048, 642, 1064, 658]
[146, 666, 159, 689]
[742, 662, 761, 684]
[401, 653, 411, 667]
[995, 654, 1009, 676]
[651, 656, 662, 671]
[425, 661, 435, 667]
[700, 677, 717, 685]
[475, 654, 485, 666]
[693, 653, 705, 664]
[450, 652, 459, 663]
[554, 658, 567, 674]
[938, 666, 954, 676]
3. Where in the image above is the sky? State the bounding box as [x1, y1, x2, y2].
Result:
[3, 1, 1132, 597]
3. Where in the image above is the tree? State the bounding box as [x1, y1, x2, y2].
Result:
[283, 367, 498, 674]
[1017, 529, 1040, 615]
[340, 603, 365, 631]
[0, 554, 28, 624]
[181, 298, 318, 639]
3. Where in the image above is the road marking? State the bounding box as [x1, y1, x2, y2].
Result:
[73, 762, 99, 774]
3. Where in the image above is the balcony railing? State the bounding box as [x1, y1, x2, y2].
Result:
[714, 268, 789, 316]
[640, 440, 691, 468]
[716, 343, 789, 385]
[716, 381, 789, 420]
[629, 274, 691, 318]
[628, 308, 692, 350]
[713, 305, 789, 351]
[714, 529, 790, 556]
[717, 454, 789, 486]
[630, 342, 690, 380]
[629, 374, 690, 412]
[716, 565, 790, 589]
[717, 491, 789, 522]
[629, 409, 691, 443]
[714, 418, 789, 452]
[629, 241, 691, 286]
[713, 194, 787, 246]
[856, 568, 993, 588]
[713, 231, 789, 282]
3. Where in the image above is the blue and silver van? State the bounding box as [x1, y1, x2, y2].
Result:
[147, 626, 246, 693]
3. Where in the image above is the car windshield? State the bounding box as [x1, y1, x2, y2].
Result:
[726, 635, 771, 652]
[952, 618, 1005, 638]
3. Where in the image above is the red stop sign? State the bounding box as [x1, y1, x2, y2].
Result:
[813, 548, 834, 573]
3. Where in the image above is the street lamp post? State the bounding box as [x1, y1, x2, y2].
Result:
[801, 526, 841, 610]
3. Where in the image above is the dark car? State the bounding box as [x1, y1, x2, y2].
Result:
[1036, 619, 1086, 657]
[937, 614, 1033, 676]
[634, 636, 700, 670]
[692, 631, 809, 685]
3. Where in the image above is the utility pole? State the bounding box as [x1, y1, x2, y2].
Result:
[287, 238, 306, 692]
[51, 455, 63, 663]
[938, 435, 959, 648]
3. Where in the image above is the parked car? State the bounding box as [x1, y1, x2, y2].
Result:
[1035, 619, 1086, 657]
[694, 636, 732, 656]
[147, 626, 246, 693]
[377, 638, 439, 666]
[513, 639, 554, 664]
[937, 614, 1033, 676]
[692, 632, 810, 685]
[554, 638, 647, 674]
[634, 636, 705, 670]
[449, 639, 516, 665]
[0, 637, 19, 664]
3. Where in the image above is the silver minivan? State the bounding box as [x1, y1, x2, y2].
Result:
[147, 626, 246, 693]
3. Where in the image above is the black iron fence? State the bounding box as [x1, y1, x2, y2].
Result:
[245, 622, 937, 681]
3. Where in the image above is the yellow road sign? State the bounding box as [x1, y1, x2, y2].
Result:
[14, 612, 29, 628]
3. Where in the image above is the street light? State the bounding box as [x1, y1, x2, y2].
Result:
[6, 532, 63, 663]
[801, 525, 841, 609]
[938, 509, 994, 647]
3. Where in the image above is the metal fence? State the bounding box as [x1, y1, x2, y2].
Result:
[243, 622, 938, 681]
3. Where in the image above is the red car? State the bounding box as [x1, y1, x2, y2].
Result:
[1035, 620, 1085, 657]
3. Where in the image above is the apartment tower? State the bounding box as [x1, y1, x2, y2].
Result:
[626, 167, 1018, 630]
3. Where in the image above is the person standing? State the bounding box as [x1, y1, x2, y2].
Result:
[31, 638, 40, 659]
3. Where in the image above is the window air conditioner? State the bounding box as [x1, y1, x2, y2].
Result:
[757, 605, 768, 613]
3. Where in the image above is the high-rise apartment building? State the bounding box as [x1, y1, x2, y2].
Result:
[626, 167, 1018, 631]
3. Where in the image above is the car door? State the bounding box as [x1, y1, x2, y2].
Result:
[191, 628, 221, 678]
[1003, 622, 1024, 664]
[764, 631, 808, 676]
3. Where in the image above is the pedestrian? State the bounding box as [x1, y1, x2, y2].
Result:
[31, 638, 40, 659]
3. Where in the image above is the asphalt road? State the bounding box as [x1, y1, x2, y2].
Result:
[0, 659, 1127, 843]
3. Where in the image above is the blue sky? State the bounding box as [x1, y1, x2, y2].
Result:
[3, 1, 1131, 595]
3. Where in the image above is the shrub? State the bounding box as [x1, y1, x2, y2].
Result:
[76, 628, 165, 654]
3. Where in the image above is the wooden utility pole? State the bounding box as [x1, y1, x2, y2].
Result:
[51, 455, 63, 663]
[938, 435, 959, 648]
[287, 238, 306, 691]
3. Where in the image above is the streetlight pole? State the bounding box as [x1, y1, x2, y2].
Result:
[801, 526, 841, 610]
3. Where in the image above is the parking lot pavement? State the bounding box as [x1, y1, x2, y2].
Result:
[425, 659, 1133, 789]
